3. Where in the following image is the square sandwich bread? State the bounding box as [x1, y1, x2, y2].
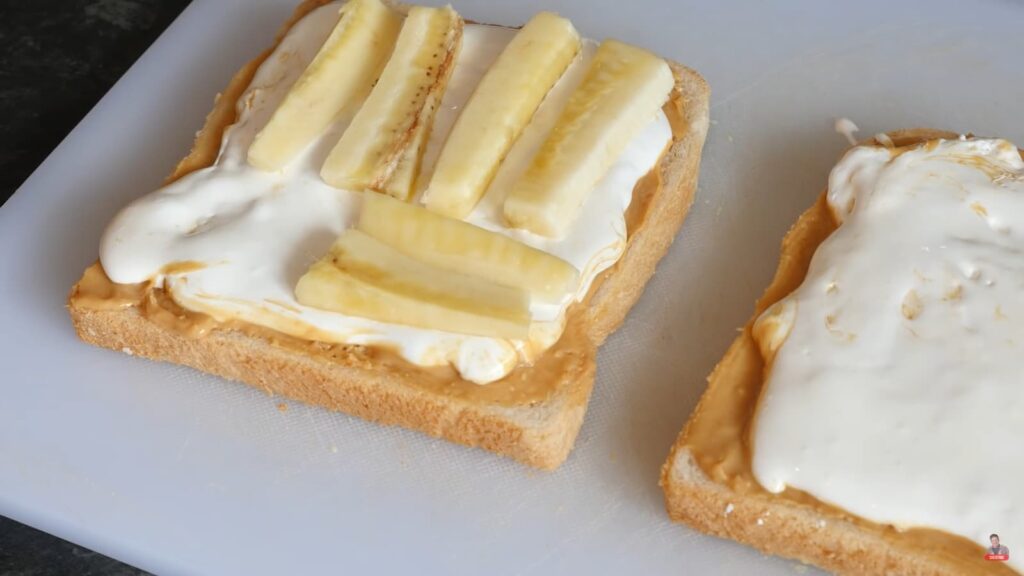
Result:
[663, 129, 1022, 575]
[68, 0, 710, 469]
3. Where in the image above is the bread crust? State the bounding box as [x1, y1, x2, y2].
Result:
[67, 0, 711, 470]
[661, 129, 1017, 574]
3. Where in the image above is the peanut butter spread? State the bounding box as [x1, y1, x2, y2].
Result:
[682, 135, 1018, 574]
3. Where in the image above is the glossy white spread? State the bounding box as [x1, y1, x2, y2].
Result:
[99, 2, 672, 384]
[752, 137, 1024, 568]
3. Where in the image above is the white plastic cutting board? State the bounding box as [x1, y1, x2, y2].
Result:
[2, 1, 1022, 574]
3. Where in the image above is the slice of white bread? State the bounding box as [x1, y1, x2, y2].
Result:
[67, 0, 710, 470]
[661, 130, 1016, 574]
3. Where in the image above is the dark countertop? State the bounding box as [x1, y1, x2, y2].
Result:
[0, 519, 147, 576]
[1, 0, 190, 573]
[0, 0, 190, 201]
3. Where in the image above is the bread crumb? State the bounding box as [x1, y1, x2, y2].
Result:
[970, 201, 988, 216]
[121, 347, 134, 356]
[724, 503, 734, 516]
[756, 518, 765, 526]
[330, 445, 338, 453]
[277, 403, 288, 412]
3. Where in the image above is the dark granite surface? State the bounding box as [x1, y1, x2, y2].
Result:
[0, 518, 150, 576]
[0, 0, 190, 203]
[1, 1, 190, 572]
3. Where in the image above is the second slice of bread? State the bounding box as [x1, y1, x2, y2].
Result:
[68, 0, 711, 470]
[660, 129, 1015, 574]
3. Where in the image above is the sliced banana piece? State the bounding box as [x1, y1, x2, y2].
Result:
[248, 0, 401, 170]
[359, 193, 579, 302]
[503, 39, 674, 237]
[295, 230, 530, 339]
[423, 11, 580, 218]
[321, 5, 463, 194]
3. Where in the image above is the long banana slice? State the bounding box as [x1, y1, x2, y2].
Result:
[422, 12, 580, 218]
[503, 40, 674, 237]
[359, 193, 579, 302]
[295, 230, 530, 339]
[248, 0, 401, 170]
[321, 6, 463, 194]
